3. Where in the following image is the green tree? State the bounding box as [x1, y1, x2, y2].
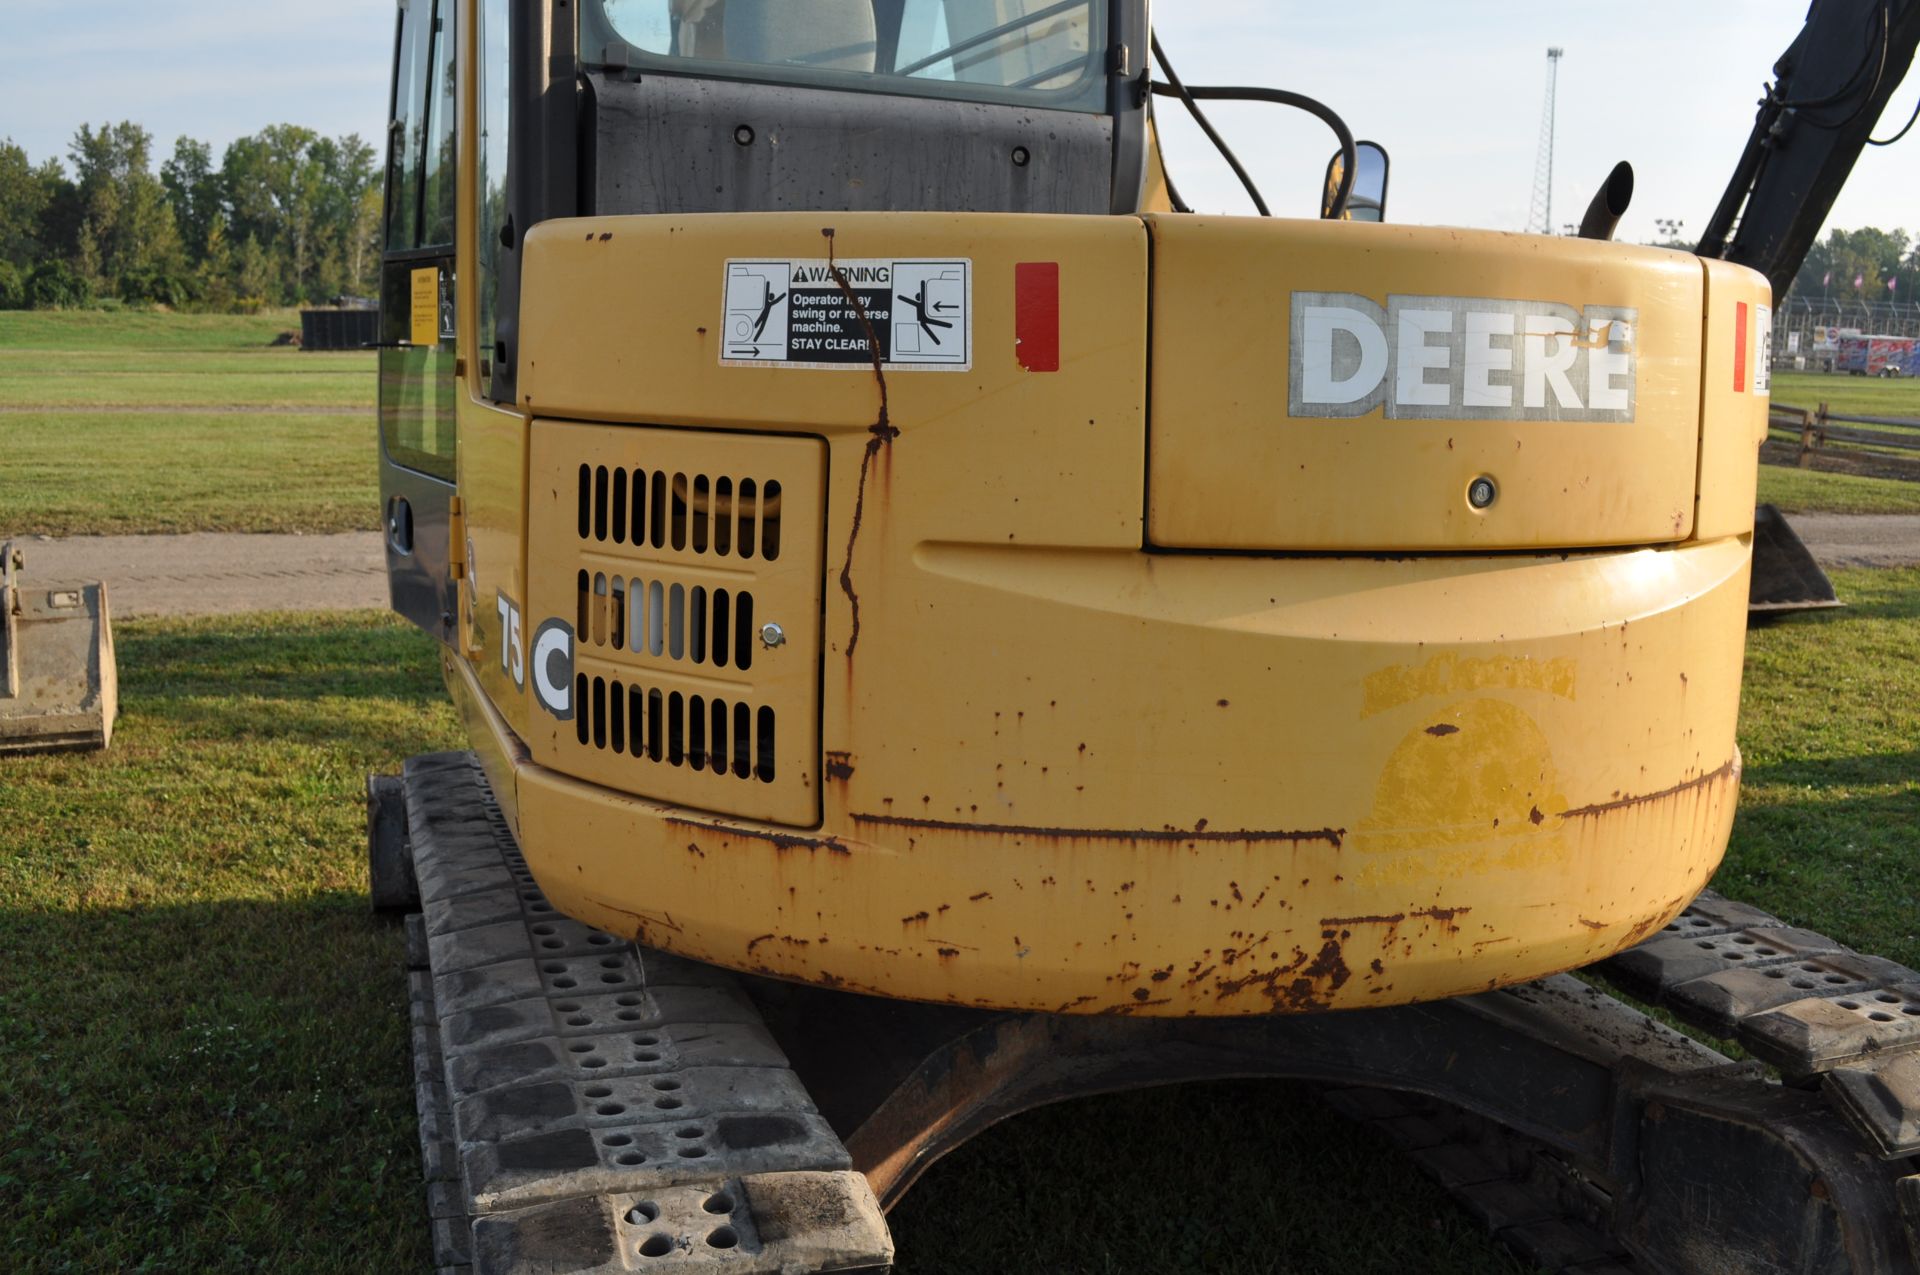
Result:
[317, 133, 379, 298]
[221, 126, 382, 304]
[0, 139, 61, 268]
[235, 232, 275, 309]
[196, 211, 236, 311]
[27, 258, 92, 309]
[223, 125, 326, 302]
[160, 136, 221, 266]
[1790, 226, 1911, 304]
[66, 121, 185, 298]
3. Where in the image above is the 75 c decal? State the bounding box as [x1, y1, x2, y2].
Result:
[495, 591, 525, 689]
[497, 592, 574, 720]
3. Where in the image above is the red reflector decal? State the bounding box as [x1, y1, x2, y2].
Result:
[1015, 262, 1060, 372]
[1733, 301, 1748, 392]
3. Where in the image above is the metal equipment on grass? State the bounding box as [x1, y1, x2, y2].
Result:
[0, 541, 117, 754]
[1750, 504, 1845, 613]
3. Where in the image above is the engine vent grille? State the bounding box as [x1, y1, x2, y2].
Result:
[578, 464, 782, 562]
[577, 571, 756, 671]
[575, 675, 776, 782]
[528, 421, 825, 826]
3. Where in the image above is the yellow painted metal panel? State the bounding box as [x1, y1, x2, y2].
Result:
[1694, 259, 1774, 540]
[444, 643, 527, 839]
[515, 212, 1147, 551]
[1146, 217, 1704, 550]
[525, 421, 827, 826]
[503, 537, 1748, 1016]
[457, 395, 531, 737]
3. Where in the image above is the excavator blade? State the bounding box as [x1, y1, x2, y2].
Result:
[0, 543, 118, 755]
[1749, 503, 1843, 614]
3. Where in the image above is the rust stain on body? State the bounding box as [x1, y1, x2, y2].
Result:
[1558, 759, 1736, 819]
[824, 751, 855, 781]
[852, 812, 1344, 847]
[1213, 936, 1351, 1011]
[1322, 911, 1409, 927]
[667, 816, 851, 857]
[824, 227, 897, 665]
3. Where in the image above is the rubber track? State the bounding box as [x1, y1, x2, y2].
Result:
[1327, 889, 1920, 1273]
[399, 753, 891, 1274]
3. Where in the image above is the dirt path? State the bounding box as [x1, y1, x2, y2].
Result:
[14, 532, 386, 618]
[9, 514, 1915, 621]
[1786, 513, 1920, 569]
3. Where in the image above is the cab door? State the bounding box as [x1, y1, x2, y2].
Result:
[379, 0, 459, 640]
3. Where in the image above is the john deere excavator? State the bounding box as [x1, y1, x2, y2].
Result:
[367, 1, 1920, 1269]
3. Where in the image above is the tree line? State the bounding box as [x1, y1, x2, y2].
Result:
[1786, 226, 1920, 307]
[0, 121, 1913, 317]
[0, 122, 380, 312]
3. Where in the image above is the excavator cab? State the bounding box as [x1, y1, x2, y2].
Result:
[372, 4, 1920, 1271]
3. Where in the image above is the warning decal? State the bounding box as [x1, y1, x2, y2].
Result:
[1753, 303, 1773, 395]
[722, 258, 971, 371]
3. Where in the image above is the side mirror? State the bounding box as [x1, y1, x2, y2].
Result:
[1322, 140, 1389, 222]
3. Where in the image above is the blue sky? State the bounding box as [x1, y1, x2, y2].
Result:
[4, 1, 1916, 242]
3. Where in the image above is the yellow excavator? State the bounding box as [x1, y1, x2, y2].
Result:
[368, 2, 1920, 1270]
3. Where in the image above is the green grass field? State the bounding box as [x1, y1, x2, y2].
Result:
[1773, 368, 1920, 423]
[0, 310, 379, 536]
[8, 411, 378, 535]
[0, 614, 462, 1273]
[2, 572, 1914, 1273]
[0, 310, 314, 351]
[0, 353, 373, 409]
[1757, 462, 1920, 514]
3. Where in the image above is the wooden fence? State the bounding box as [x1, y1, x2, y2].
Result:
[1768, 401, 1920, 467]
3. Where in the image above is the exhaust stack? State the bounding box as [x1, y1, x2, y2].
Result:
[1577, 161, 1635, 242]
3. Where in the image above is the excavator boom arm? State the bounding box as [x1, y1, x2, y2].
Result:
[1700, 0, 1920, 298]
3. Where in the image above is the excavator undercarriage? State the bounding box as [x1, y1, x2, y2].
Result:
[382, 754, 1920, 1274]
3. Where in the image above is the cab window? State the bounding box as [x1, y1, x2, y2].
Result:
[593, 0, 1105, 111]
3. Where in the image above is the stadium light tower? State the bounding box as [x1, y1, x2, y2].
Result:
[1528, 47, 1564, 234]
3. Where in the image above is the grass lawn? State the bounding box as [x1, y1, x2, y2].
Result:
[0, 351, 374, 410]
[7, 411, 378, 535]
[0, 310, 312, 351]
[0, 311, 379, 536]
[1716, 568, 1920, 966]
[1757, 462, 1920, 514]
[3, 573, 1915, 1272]
[0, 613, 463, 1273]
[1773, 369, 1920, 422]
